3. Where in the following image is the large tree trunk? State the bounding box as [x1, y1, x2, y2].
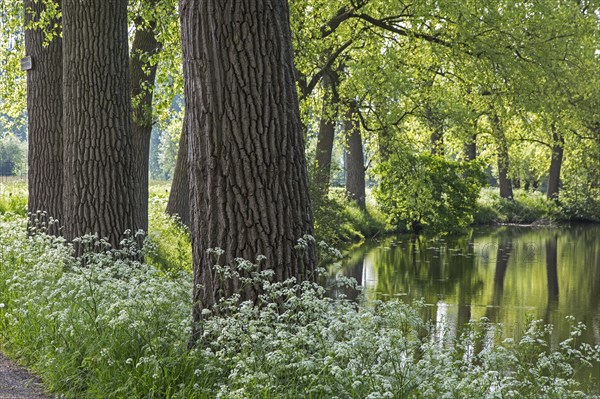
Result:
[62, 0, 136, 249]
[344, 100, 366, 209]
[491, 113, 513, 199]
[181, 0, 317, 342]
[130, 3, 162, 232]
[313, 70, 338, 197]
[546, 127, 564, 201]
[166, 118, 189, 226]
[25, 0, 63, 235]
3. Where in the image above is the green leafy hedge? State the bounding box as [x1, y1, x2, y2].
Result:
[375, 151, 487, 235]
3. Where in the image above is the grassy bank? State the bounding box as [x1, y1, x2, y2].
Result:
[474, 188, 600, 226]
[1, 214, 599, 398]
[0, 181, 599, 398]
[312, 188, 392, 247]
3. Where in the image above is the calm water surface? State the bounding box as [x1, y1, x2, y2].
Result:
[337, 225, 600, 382]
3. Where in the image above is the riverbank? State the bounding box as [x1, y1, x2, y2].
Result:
[1, 183, 599, 397]
[1, 216, 598, 398]
[318, 187, 600, 248]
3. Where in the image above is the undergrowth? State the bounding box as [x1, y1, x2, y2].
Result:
[0, 213, 599, 398]
[474, 188, 561, 225]
[0, 180, 27, 216]
[312, 187, 391, 246]
[144, 181, 192, 274]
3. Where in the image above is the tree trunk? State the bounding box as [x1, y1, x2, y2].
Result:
[313, 70, 338, 197]
[430, 127, 443, 155]
[426, 106, 444, 156]
[25, 0, 63, 235]
[181, 0, 317, 342]
[166, 118, 189, 226]
[491, 113, 513, 199]
[344, 100, 366, 209]
[464, 133, 477, 161]
[546, 127, 564, 201]
[377, 127, 392, 163]
[62, 0, 136, 249]
[130, 3, 162, 232]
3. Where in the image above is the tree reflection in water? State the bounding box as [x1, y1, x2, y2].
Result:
[337, 224, 600, 354]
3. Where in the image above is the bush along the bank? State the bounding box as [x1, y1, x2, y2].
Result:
[312, 187, 389, 246]
[474, 188, 561, 225]
[375, 151, 487, 235]
[1, 215, 599, 398]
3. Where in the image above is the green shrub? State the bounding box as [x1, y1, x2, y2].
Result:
[312, 187, 389, 245]
[474, 188, 560, 225]
[375, 151, 487, 235]
[145, 181, 192, 273]
[0, 134, 27, 176]
[558, 140, 600, 222]
[559, 181, 600, 223]
[0, 180, 27, 216]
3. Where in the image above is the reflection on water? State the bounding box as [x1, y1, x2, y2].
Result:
[337, 225, 600, 381]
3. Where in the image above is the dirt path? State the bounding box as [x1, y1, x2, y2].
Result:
[0, 353, 52, 399]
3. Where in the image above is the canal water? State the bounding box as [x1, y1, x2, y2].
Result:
[336, 224, 600, 384]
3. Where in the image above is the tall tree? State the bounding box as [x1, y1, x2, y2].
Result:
[24, 0, 63, 235]
[62, 0, 137, 248]
[165, 118, 189, 226]
[546, 126, 564, 201]
[313, 69, 339, 197]
[180, 0, 317, 342]
[344, 99, 366, 209]
[130, 0, 162, 232]
[490, 111, 513, 199]
[463, 126, 477, 162]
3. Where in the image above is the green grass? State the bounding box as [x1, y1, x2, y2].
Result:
[145, 181, 192, 274]
[474, 188, 561, 225]
[312, 187, 392, 246]
[0, 179, 27, 216]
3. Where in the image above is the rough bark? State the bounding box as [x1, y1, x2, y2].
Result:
[181, 0, 317, 342]
[546, 127, 564, 201]
[25, 0, 63, 235]
[313, 70, 339, 197]
[130, 3, 162, 232]
[166, 118, 190, 226]
[344, 100, 366, 209]
[491, 113, 513, 199]
[62, 0, 137, 248]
